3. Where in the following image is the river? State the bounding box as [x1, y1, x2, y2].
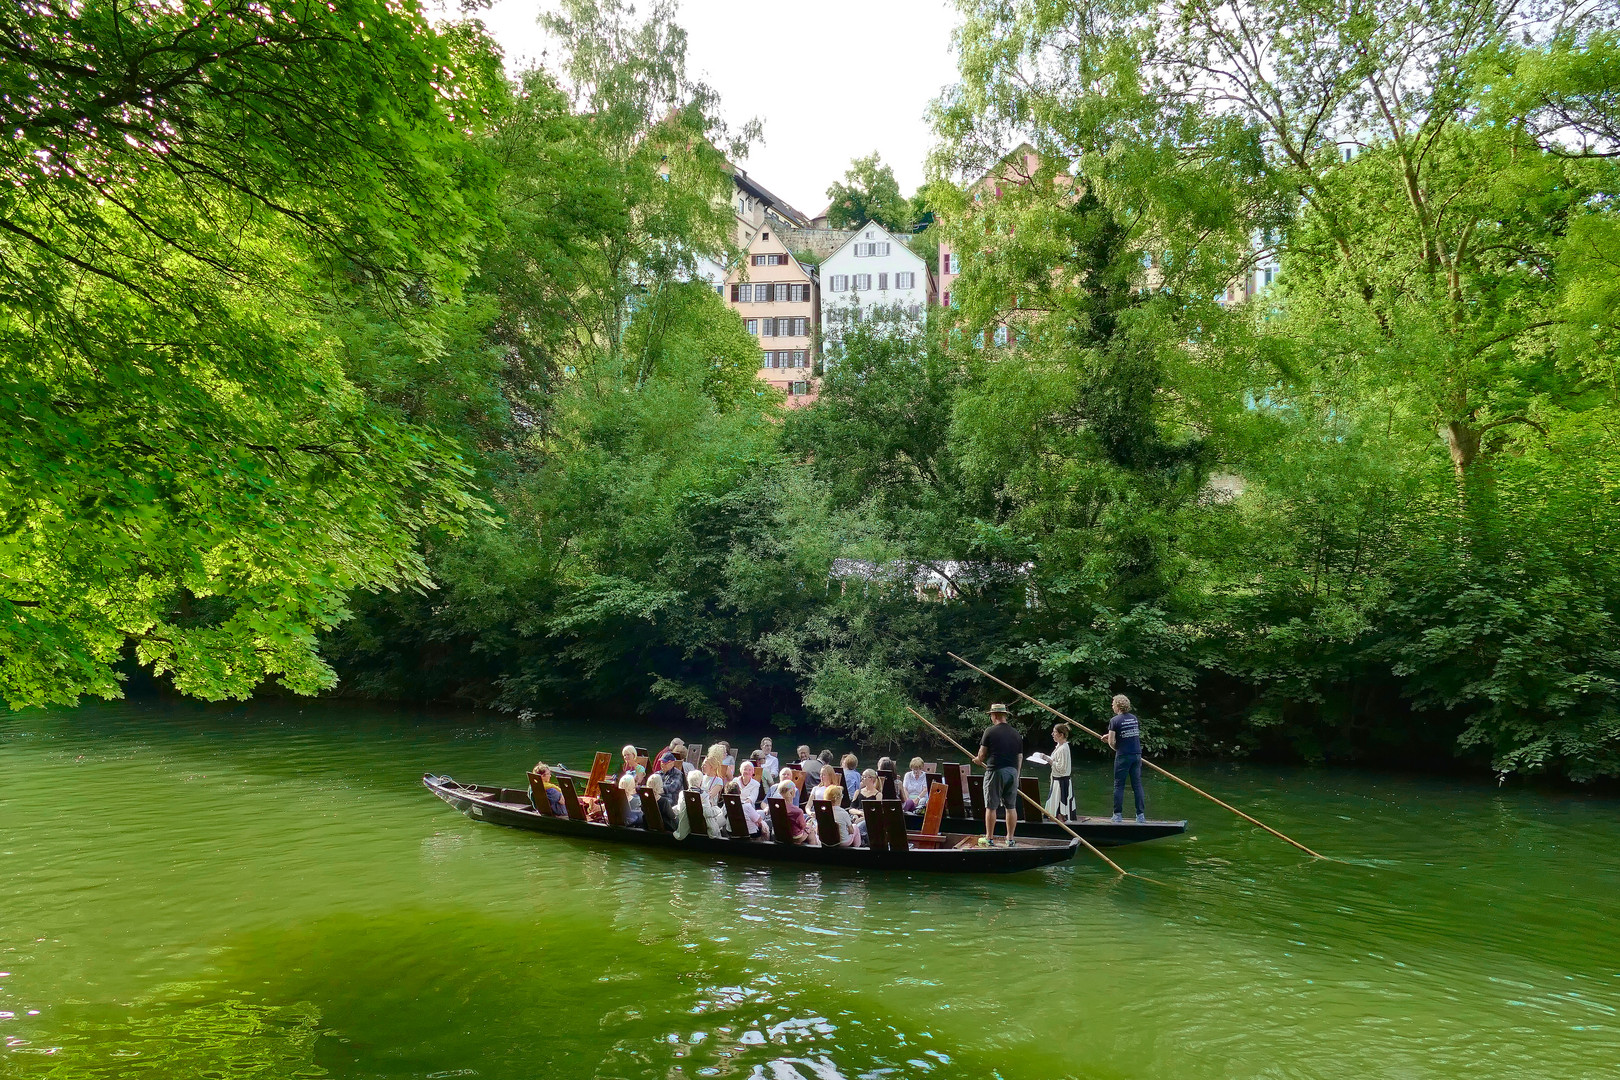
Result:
[1, 700, 1615, 1079]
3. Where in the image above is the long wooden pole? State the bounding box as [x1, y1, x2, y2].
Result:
[904, 705, 1127, 876]
[946, 652, 1327, 860]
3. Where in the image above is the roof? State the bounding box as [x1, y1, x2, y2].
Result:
[730, 164, 810, 227]
[819, 220, 928, 269]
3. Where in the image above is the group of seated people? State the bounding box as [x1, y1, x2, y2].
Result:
[531, 737, 940, 848]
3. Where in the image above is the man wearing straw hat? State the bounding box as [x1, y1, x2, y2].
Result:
[972, 703, 1024, 847]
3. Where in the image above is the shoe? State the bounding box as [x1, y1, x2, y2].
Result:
[1136, 813, 1147, 823]
[1006, 839, 1017, 848]
[1110, 813, 1123, 823]
[977, 836, 991, 847]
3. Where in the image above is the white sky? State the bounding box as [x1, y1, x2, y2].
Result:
[476, 0, 963, 216]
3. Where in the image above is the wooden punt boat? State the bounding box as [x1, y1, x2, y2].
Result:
[422, 773, 1079, 874]
[542, 755, 1185, 847]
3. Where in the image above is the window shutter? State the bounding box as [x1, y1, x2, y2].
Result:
[879, 273, 888, 291]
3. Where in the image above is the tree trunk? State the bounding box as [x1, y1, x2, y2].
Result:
[1441, 420, 1480, 481]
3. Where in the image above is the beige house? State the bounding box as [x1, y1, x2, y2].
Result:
[725, 227, 819, 407]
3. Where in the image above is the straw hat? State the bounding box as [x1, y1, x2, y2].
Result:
[988, 703, 1010, 716]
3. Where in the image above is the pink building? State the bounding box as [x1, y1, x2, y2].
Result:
[725, 227, 820, 407]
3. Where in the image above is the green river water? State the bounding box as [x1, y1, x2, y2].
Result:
[2, 700, 1616, 1079]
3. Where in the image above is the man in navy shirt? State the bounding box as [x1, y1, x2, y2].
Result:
[1106, 694, 1147, 823]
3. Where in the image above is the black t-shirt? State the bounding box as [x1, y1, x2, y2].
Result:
[980, 722, 1024, 769]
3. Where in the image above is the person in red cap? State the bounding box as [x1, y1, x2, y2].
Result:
[973, 703, 1024, 847]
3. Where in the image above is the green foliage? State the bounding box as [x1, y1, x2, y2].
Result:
[0, 1, 500, 707]
[824, 153, 911, 232]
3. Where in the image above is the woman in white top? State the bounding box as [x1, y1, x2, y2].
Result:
[701, 774, 728, 837]
[672, 769, 705, 839]
[736, 760, 763, 807]
[1047, 723, 1075, 821]
[901, 757, 930, 813]
[809, 764, 839, 806]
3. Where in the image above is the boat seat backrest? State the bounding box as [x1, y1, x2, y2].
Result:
[811, 800, 840, 848]
[921, 782, 948, 835]
[599, 784, 629, 827]
[767, 797, 793, 842]
[882, 799, 908, 851]
[584, 751, 612, 799]
[965, 769, 986, 817]
[556, 774, 587, 822]
[527, 772, 554, 815]
[683, 790, 706, 838]
[865, 801, 890, 852]
[722, 792, 750, 838]
[878, 769, 899, 800]
[638, 787, 665, 831]
[943, 763, 967, 818]
[1019, 775, 1041, 811]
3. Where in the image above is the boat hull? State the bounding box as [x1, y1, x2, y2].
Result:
[905, 812, 1187, 846]
[424, 774, 1077, 874]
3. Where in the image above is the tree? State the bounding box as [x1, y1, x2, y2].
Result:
[0, 1, 502, 707]
[824, 152, 910, 231]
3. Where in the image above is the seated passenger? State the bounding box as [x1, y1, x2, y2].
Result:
[851, 769, 882, 809]
[531, 764, 566, 816]
[702, 775, 728, 837]
[776, 779, 810, 843]
[620, 744, 645, 784]
[620, 773, 643, 827]
[727, 779, 769, 838]
[737, 760, 764, 807]
[796, 744, 819, 779]
[673, 769, 706, 839]
[841, 753, 861, 795]
[902, 757, 930, 813]
[759, 738, 780, 784]
[647, 772, 680, 830]
[810, 764, 839, 805]
[656, 751, 686, 799]
[825, 786, 859, 847]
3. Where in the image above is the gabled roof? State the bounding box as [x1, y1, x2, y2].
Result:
[728, 164, 810, 227]
[819, 220, 927, 270]
[728, 226, 818, 281]
[966, 141, 1040, 190]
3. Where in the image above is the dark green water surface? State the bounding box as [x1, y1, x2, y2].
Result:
[2, 701, 1616, 1079]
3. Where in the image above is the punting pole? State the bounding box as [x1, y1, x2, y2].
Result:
[946, 652, 1327, 860]
[905, 705, 1128, 877]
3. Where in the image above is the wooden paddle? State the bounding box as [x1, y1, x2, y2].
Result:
[946, 652, 1327, 860]
[905, 706, 1126, 876]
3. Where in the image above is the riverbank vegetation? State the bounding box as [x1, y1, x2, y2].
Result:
[3, 0, 1616, 782]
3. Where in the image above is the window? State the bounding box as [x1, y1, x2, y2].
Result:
[854, 274, 871, 291]
[714, 284, 724, 296]
[749, 283, 765, 302]
[794, 350, 807, 368]
[830, 274, 848, 292]
[745, 319, 759, 335]
[762, 318, 776, 336]
[793, 318, 808, 337]
[994, 325, 1009, 346]
[947, 253, 960, 274]
[760, 352, 772, 369]
[854, 241, 891, 257]
[895, 271, 914, 289]
[790, 381, 809, 396]
[794, 284, 808, 302]
[878, 273, 888, 291]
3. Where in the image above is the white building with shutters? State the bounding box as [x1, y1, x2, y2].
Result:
[819, 221, 932, 354]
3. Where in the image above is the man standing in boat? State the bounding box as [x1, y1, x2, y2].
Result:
[973, 703, 1024, 847]
[1106, 694, 1147, 823]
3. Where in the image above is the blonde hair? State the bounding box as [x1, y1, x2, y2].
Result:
[621, 744, 637, 760]
[618, 773, 637, 794]
[646, 773, 664, 797]
[909, 756, 925, 770]
[1112, 694, 1132, 712]
[825, 785, 845, 804]
[776, 780, 797, 799]
[841, 753, 858, 769]
[704, 745, 725, 768]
